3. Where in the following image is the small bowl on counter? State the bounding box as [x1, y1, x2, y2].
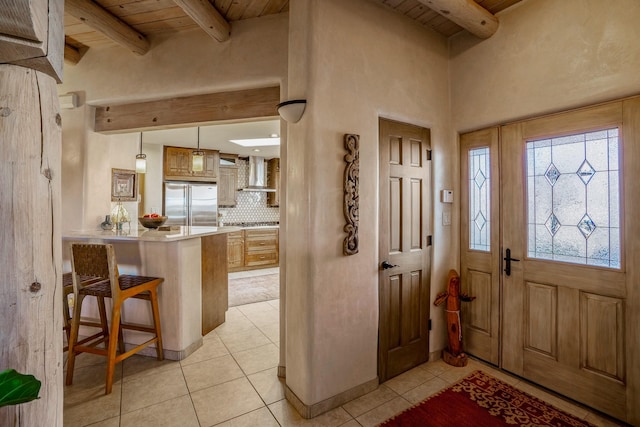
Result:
[138, 216, 168, 229]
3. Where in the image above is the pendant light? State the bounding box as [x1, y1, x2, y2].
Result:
[192, 127, 204, 172]
[135, 132, 147, 173]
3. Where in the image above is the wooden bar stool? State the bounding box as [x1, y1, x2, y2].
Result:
[66, 243, 164, 394]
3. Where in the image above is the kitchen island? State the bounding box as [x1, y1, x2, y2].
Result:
[63, 226, 241, 360]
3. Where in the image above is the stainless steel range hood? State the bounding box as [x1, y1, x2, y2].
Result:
[239, 156, 275, 192]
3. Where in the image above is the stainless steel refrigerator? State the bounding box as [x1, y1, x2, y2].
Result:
[164, 182, 218, 226]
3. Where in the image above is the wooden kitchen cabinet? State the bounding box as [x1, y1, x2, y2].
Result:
[227, 230, 245, 271]
[245, 228, 279, 268]
[219, 166, 238, 206]
[227, 228, 279, 271]
[164, 146, 219, 181]
[267, 158, 280, 207]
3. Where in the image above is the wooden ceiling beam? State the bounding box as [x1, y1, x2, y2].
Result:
[173, 0, 231, 42]
[94, 86, 280, 133]
[64, 43, 83, 64]
[416, 0, 498, 38]
[65, 0, 150, 55]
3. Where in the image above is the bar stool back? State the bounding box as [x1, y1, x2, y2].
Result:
[66, 243, 164, 394]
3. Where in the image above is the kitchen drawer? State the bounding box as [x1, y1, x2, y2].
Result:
[227, 230, 244, 240]
[245, 250, 278, 267]
[244, 229, 278, 252]
[245, 238, 276, 251]
[244, 228, 278, 238]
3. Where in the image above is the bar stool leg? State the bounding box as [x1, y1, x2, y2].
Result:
[150, 289, 164, 361]
[66, 293, 85, 386]
[105, 302, 122, 395]
[96, 296, 109, 342]
[117, 315, 126, 356]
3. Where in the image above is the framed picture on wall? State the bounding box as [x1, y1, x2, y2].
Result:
[111, 168, 138, 201]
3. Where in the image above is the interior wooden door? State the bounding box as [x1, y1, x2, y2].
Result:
[378, 118, 432, 382]
[459, 127, 500, 365]
[501, 100, 640, 423]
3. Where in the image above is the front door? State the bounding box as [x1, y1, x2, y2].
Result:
[501, 102, 633, 421]
[461, 99, 640, 424]
[459, 127, 500, 365]
[378, 118, 432, 382]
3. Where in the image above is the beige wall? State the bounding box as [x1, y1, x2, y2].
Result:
[58, 14, 289, 231]
[450, 0, 640, 132]
[285, 0, 456, 406]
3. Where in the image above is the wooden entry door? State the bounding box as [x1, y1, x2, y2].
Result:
[459, 127, 501, 366]
[460, 99, 640, 424]
[500, 100, 640, 423]
[378, 118, 432, 382]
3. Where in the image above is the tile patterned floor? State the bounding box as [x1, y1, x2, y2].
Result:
[64, 298, 626, 427]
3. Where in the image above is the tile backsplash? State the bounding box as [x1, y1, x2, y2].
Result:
[219, 158, 279, 225]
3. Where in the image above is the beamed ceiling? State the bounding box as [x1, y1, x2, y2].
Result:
[64, 0, 523, 64]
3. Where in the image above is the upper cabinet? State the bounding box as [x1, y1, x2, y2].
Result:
[267, 158, 280, 207]
[163, 146, 219, 182]
[219, 166, 239, 207]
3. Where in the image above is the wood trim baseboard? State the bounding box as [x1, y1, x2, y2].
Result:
[285, 376, 379, 419]
[125, 336, 203, 361]
[429, 350, 442, 362]
[277, 365, 286, 378]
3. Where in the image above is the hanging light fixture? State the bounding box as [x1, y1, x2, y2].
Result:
[192, 127, 204, 172]
[135, 132, 147, 173]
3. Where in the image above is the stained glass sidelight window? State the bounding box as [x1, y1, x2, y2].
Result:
[469, 147, 490, 251]
[526, 128, 620, 268]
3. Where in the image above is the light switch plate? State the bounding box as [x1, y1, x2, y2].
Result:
[442, 211, 451, 226]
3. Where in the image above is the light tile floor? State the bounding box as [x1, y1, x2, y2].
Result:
[64, 298, 626, 427]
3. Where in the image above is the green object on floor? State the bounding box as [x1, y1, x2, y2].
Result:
[0, 369, 41, 407]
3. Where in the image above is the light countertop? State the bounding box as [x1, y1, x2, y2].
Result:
[63, 226, 242, 242]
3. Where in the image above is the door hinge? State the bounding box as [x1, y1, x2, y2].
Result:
[427, 235, 432, 246]
[428, 319, 432, 331]
[426, 150, 432, 161]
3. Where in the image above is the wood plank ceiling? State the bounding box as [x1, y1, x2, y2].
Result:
[64, 0, 522, 64]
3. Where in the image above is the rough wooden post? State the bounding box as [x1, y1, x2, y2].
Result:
[1, 0, 64, 423]
[0, 65, 63, 426]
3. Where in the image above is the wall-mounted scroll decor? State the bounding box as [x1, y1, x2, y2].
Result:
[343, 134, 360, 255]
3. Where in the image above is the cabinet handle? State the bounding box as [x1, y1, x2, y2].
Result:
[260, 256, 265, 259]
[259, 242, 265, 245]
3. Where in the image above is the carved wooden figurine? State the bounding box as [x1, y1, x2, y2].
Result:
[434, 269, 476, 367]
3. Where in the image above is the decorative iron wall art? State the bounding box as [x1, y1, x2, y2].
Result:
[343, 134, 359, 255]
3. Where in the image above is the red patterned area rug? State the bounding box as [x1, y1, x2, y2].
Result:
[381, 370, 595, 427]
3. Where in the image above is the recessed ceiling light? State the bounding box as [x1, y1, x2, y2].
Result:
[253, 148, 261, 152]
[229, 137, 280, 147]
[270, 133, 279, 138]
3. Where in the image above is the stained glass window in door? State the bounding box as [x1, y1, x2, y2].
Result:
[526, 128, 620, 268]
[469, 147, 490, 251]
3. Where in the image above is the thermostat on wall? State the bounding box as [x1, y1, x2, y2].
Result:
[441, 190, 454, 203]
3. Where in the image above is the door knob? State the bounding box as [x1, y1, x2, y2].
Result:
[381, 261, 398, 270]
[503, 248, 520, 276]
